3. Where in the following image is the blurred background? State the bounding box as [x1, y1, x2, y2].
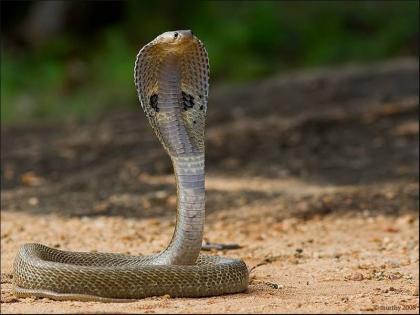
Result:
[1, 0, 418, 124]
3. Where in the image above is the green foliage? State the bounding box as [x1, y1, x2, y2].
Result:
[1, 1, 418, 124]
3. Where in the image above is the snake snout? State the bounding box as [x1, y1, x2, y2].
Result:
[177, 30, 193, 38]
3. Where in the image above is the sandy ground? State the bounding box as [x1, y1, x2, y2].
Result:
[1, 59, 419, 313]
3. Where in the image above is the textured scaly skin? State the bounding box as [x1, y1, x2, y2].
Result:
[12, 30, 248, 301]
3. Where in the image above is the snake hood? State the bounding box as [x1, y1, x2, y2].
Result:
[134, 29, 209, 157]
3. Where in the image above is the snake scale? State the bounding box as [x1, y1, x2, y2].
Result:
[13, 30, 249, 301]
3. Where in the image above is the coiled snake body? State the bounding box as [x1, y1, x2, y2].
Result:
[13, 30, 249, 301]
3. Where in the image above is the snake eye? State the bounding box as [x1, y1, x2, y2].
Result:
[174, 32, 178, 39]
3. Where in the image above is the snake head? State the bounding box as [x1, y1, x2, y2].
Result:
[153, 30, 196, 53]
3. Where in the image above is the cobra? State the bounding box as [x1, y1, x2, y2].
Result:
[12, 30, 249, 301]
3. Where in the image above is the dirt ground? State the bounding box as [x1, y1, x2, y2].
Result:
[1, 58, 419, 314]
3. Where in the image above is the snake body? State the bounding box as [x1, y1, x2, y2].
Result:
[13, 30, 249, 301]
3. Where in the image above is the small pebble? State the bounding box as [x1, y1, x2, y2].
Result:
[28, 197, 39, 206]
[312, 252, 321, 259]
[385, 259, 400, 268]
[348, 272, 364, 281]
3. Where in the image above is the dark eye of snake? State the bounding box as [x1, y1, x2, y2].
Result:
[174, 32, 178, 39]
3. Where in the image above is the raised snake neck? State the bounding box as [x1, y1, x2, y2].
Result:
[12, 30, 248, 301]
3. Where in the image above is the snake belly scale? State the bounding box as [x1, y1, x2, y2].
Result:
[12, 30, 249, 301]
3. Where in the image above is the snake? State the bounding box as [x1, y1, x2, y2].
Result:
[12, 30, 249, 301]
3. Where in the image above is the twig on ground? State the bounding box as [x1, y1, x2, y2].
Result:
[249, 255, 282, 273]
[201, 242, 242, 251]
